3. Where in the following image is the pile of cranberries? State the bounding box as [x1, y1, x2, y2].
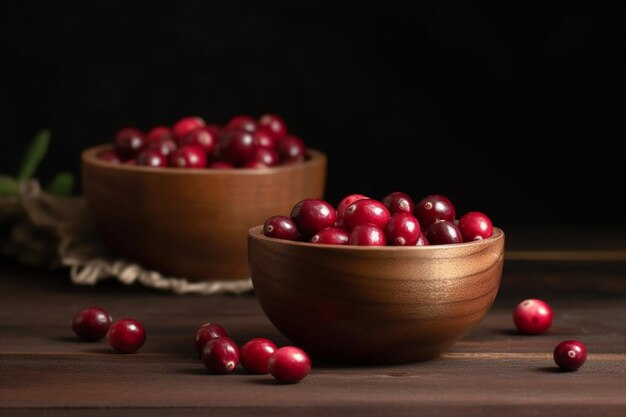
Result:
[99, 114, 308, 169]
[263, 193, 493, 246]
[72, 307, 146, 354]
[195, 322, 311, 383]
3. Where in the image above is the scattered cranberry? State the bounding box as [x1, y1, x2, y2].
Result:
[252, 129, 276, 149]
[513, 299, 553, 335]
[258, 113, 288, 140]
[226, 115, 258, 132]
[169, 145, 207, 168]
[382, 192, 414, 215]
[240, 338, 277, 374]
[107, 318, 146, 353]
[172, 116, 205, 143]
[415, 233, 430, 246]
[202, 337, 240, 374]
[99, 151, 121, 163]
[426, 220, 463, 245]
[269, 346, 311, 384]
[146, 126, 173, 143]
[263, 215, 299, 241]
[336, 194, 368, 227]
[208, 161, 235, 169]
[385, 213, 420, 246]
[553, 340, 587, 371]
[342, 199, 391, 232]
[458, 211, 493, 241]
[113, 128, 146, 160]
[290, 199, 337, 239]
[218, 129, 258, 166]
[249, 148, 279, 167]
[311, 227, 350, 245]
[180, 127, 217, 155]
[145, 137, 177, 157]
[72, 307, 112, 342]
[349, 224, 386, 246]
[195, 323, 229, 354]
[276, 136, 307, 163]
[136, 149, 168, 168]
[415, 194, 456, 228]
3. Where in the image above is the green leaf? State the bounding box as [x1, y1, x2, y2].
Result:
[17, 129, 51, 181]
[0, 176, 19, 196]
[46, 172, 74, 196]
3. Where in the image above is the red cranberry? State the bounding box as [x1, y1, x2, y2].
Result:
[107, 318, 146, 353]
[99, 151, 121, 163]
[202, 337, 239, 374]
[513, 299, 553, 335]
[349, 224, 387, 246]
[136, 149, 168, 168]
[146, 126, 173, 143]
[169, 145, 207, 168]
[290, 199, 337, 239]
[113, 128, 147, 160]
[258, 113, 288, 140]
[205, 124, 222, 138]
[336, 194, 368, 227]
[208, 161, 235, 169]
[124, 159, 136, 165]
[145, 137, 177, 157]
[415, 194, 456, 228]
[226, 115, 258, 132]
[415, 233, 430, 246]
[253, 129, 277, 149]
[426, 220, 463, 245]
[194, 322, 229, 354]
[553, 340, 587, 371]
[72, 307, 112, 342]
[249, 148, 279, 167]
[218, 129, 258, 165]
[180, 127, 217, 155]
[172, 116, 205, 143]
[382, 192, 414, 215]
[310, 227, 350, 245]
[385, 213, 420, 246]
[264, 215, 299, 241]
[240, 338, 277, 374]
[458, 211, 493, 241]
[342, 199, 391, 232]
[276, 136, 306, 163]
[268, 346, 311, 384]
[243, 161, 269, 169]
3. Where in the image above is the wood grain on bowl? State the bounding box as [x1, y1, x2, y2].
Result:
[81, 144, 326, 281]
[248, 226, 505, 365]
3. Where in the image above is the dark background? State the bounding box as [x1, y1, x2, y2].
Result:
[1, 1, 624, 227]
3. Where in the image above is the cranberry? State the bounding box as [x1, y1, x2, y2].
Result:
[226, 115, 258, 132]
[72, 307, 112, 342]
[349, 224, 386, 246]
[136, 149, 168, 168]
[169, 145, 207, 169]
[180, 127, 217, 155]
[382, 192, 414, 215]
[202, 337, 240, 374]
[124, 159, 136, 165]
[342, 199, 391, 232]
[243, 161, 269, 169]
[553, 340, 587, 371]
[240, 338, 277, 374]
[276, 136, 306, 163]
[218, 129, 258, 165]
[385, 213, 420, 246]
[146, 126, 173, 143]
[336, 194, 368, 227]
[107, 318, 146, 353]
[290, 199, 337, 239]
[194, 322, 229, 354]
[145, 137, 177, 157]
[204, 124, 222, 138]
[263, 215, 299, 241]
[113, 128, 147, 160]
[311, 227, 350, 245]
[458, 211, 494, 241]
[249, 148, 279, 167]
[268, 346, 311, 384]
[208, 161, 235, 169]
[258, 114, 288, 140]
[415, 233, 430, 246]
[425, 220, 463, 245]
[172, 116, 205, 143]
[253, 129, 276, 149]
[513, 299, 553, 335]
[415, 194, 456, 228]
[99, 151, 121, 163]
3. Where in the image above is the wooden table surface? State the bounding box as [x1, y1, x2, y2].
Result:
[1, 237, 626, 416]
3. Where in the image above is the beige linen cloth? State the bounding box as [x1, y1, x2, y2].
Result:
[0, 181, 252, 295]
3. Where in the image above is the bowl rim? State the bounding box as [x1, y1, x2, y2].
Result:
[248, 224, 504, 251]
[81, 143, 326, 175]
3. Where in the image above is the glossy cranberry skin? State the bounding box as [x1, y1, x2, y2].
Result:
[249, 148, 279, 167]
[145, 137, 177, 157]
[336, 194, 368, 227]
[258, 113, 288, 140]
[226, 115, 258, 132]
[169, 145, 207, 168]
[72, 307, 112, 342]
[276, 136, 306, 163]
[349, 224, 386, 246]
[513, 299, 553, 335]
[218, 129, 258, 165]
[342, 199, 391, 232]
[208, 161, 235, 169]
[263, 215, 299, 241]
[240, 338, 277, 374]
[194, 322, 229, 354]
[382, 192, 414, 215]
[180, 127, 217, 155]
[107, 318, 146, 353]
[311, 227, 350, 245]
[202, 337, 240, 374]
[136, 149, 168, 168]
[268, 346, 311, 383]
[385, 213, 420, 246]
[113, 128, 147, 160]
[415, 233, 430, 246]
[415, 194, 456, 228]
[426, 220, 463, 245]
[553, 340, 587, 371]
[146, 126, 173, 143]
[458, 211, 493, 241]
[290, 199, 337, 239]
[253, 129, 277, 149]
[172, 116, 205, 143]
[99, 151, 121, 163]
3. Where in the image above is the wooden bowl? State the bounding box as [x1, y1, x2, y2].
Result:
[81, 144, 326, 281]
[248, 226, 505, 365]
